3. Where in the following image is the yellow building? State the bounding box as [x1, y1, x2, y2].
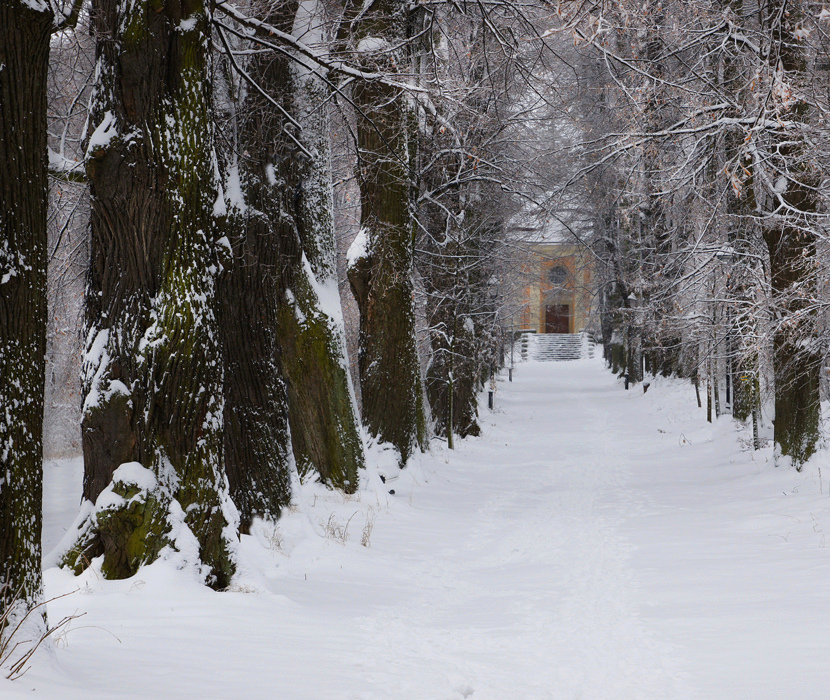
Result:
[515, 242, 593, 335]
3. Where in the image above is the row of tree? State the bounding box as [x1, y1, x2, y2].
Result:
[551, 0, 830, 468]
[1, 0, 553, 650]
[22, 0, 826, 658]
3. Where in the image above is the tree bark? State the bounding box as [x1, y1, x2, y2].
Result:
[348, 0, 427, 465]
[765, 222, 820, 467]
[71, 0, 236, 587]
[217, 6, 297, 531]
[760, 0, 820, 468]
[278, 2, 364, 490]
[718, 0, 758, 426]
[218, 186, 293, 530]
[419, 202, 486, 442]
[218, 0, 365, 524]
[0, 0, 53, 631]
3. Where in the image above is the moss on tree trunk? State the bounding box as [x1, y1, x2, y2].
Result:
[278, 29, 364, 490]
[348, 0, 427, 465]
[760, 0, 820, 469]
[73, 0, 236, 587]
[276, 269, 363, 490]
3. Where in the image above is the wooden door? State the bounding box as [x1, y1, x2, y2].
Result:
[545, 304, 570, 334]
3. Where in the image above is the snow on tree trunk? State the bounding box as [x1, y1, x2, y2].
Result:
[0, 0, 53, 635]
[218, 0, 364, 515]
[218, 184, 293, 530]
[216, 36, 294, 531]
[68, 0, 237, 587]
[348, 0, 427, 466]
[759, 0, 820, 469]
[277, 0, 364, 490]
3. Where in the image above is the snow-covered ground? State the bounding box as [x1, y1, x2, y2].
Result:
[6, 356, 830, 698]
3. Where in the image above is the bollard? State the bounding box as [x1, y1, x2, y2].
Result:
[488, 390, 494, 410]
[624, 374, 629, 390]
[508, 368, 513, 382]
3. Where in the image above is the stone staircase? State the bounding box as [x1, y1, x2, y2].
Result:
[519, 331, 595, 361]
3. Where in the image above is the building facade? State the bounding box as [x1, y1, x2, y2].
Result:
[515, 242, 593, 335]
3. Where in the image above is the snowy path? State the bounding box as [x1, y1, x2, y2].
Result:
[10, 358, 830, 698]
[327, 364, 687, 698]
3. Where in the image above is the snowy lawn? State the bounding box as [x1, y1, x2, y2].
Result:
[5, 357, 830, 698]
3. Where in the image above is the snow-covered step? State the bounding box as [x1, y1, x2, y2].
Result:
[527, 332, 594, 361]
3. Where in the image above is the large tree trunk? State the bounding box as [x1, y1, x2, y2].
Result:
[217, 6, 296, 531]
[0, 0, 53, 632]
[629, 3, 667, 386]
[760, 0, 820, 468]
[69, 0, 236, 587]
[277, 0, 364, 489]
[422, 232, 479, 443]
[218, 178, 293, 530]
[765, 223, 820, 467]
[715, 0, 758, 426]
[218, 0, 364, 525]
[348, 0, 427, 465]
[425, 304, 480, 443]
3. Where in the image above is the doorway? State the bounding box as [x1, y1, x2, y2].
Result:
[545, 304, 570, 334]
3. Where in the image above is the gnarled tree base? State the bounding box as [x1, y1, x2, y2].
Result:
[64, 462, 236, 589]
